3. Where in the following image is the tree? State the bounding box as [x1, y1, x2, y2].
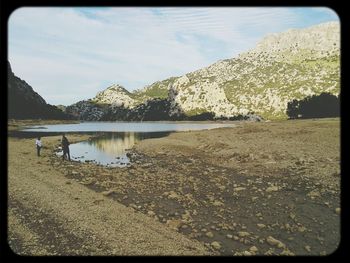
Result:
[286, 92, 340, 119]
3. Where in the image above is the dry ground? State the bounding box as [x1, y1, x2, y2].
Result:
[7, 118, 340, 256]
[8, 134, 209, 256]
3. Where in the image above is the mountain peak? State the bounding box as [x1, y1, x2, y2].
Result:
[68, 21, 340, 121]
[93, 84, 135, 107]
[251, 21, 340, 61]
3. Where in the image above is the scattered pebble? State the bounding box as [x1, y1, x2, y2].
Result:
[211, 241, 221, 250]
[205, 231, 214, 238]
[266, 236, 285, 248]
[266, 186, 279, 192]
[238, 231, 250, 237]
[304, 245, 311, 252]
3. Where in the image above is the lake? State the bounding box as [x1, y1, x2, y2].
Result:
[22, 121, 235, 133]
[19, 121, 235, 167]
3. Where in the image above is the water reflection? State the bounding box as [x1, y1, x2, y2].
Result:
[89, 132, 137, 156]
[58, 132, 169, 167]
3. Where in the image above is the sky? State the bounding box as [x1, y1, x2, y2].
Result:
[8, 7, 339, 106]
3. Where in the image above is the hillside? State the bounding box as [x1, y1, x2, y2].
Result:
[67, 21, 340, 121]
[8, 62, 72, 120]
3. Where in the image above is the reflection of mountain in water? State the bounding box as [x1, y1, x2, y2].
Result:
[85, 132, 170, 157]
[87, 132, 137, 156]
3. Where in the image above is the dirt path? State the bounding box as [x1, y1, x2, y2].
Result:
[8, 135, 210, 256]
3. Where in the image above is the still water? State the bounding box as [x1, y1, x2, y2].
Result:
[56, 132, 170, 167]
[23, 121, 235, 132]
[20, 122, 235, 167]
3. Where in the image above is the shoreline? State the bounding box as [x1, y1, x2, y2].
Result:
[8, 118, 340, 255]
[8, 134, 210, 256]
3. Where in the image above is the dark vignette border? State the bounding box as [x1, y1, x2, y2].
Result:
[0, 0, 348, 262]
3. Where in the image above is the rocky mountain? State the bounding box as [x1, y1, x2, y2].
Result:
[55, 104, 67, 112]
[8, 62, 72, 120]
[67, 21, 340, 121]
[93, 84, 137, 108]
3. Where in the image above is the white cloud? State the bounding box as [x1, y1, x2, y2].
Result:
[8, 7, 338, 105]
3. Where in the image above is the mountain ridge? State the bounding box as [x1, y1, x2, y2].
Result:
[62, 21, 340, 121]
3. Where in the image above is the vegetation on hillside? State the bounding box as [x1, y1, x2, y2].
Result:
[286, 92, 340, 119]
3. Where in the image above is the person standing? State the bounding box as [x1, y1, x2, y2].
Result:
[61, 134, 71, 161]
[35, 137, 42, 156]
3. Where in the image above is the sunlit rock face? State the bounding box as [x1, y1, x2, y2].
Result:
[168, 21, 340, 119]
[93, 84, 137, 108]
[68, 21, 340, 120]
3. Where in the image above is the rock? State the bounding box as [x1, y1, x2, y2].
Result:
[307, 190, 321, 199]
[280, 248, 295, 256]
[168, 191, 180, 200]
[130, 203, 138, 209]
[243, 251, 252, 256]
[233, 236, 239, 240]
[102, 190, 115, 196]
[226, 234, 233, 239]
[166, 219, 182, 230]
[266, 236, 285, 248]
[211, 241, 221, 250]
[206, 231, 214, 238]
[147, 210, 156, 217]
[264, 248, 275, 255]
[257, 223, 266, 229]
[335, 208, 341, 215]
[234, 187, 246, 192]
[249, 246, 258, 253]
[218, 185, 226, 190]
[238, 231, 250, 237]
[289, 213, 296, 220]
[298, 226, 306, 232]
[266, 186, 279, 192]
[304, 245, 311, 252]
[212, 200, 224, 206]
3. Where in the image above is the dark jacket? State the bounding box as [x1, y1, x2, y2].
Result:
[62, 136, 70, 150]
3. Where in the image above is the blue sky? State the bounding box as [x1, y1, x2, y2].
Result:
[8, 7, 339, 105]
